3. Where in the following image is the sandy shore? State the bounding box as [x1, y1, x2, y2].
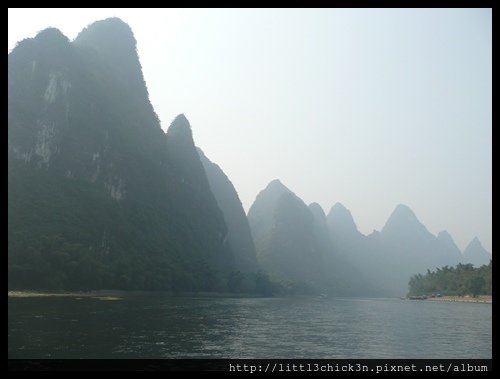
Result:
[7, 290, 123, 300]
[8, 290, 263, 299]
[428, 295, 492, 304]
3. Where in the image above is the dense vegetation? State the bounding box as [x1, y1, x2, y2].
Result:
[8, 19, 235, 293]
[408, 261, 492, 297]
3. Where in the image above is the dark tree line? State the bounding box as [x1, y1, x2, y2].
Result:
[408, 261, 492, 297]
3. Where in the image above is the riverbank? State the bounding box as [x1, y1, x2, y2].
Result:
[7, 290, 264, 299]
[428, 295, 491, 304]
[8, 290, 124, 300]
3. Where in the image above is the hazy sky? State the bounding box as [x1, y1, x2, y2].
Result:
[8, 8, 492, 252]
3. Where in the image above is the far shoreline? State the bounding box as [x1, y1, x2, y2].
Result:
[7, 289, 266, 299]
[8, 291, 492, 303]
[427, 295, 491, 304]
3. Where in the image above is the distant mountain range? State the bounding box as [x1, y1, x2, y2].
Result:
[8, 18, 490, 296]
[248, 180, 491, 296]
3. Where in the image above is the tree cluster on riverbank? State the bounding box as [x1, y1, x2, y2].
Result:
[408, 261, 491, 297]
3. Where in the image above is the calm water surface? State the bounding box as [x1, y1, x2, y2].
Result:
[8, 295, 491, 358]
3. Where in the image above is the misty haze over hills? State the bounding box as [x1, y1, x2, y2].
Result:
[248, 179, 490, 296]
[8, 18, 491, 297]
[463, 237, 492, 268]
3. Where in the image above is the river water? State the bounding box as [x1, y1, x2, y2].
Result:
[8, 295, 491, 359]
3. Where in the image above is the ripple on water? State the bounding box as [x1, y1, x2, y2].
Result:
[8, 296, 491, 359]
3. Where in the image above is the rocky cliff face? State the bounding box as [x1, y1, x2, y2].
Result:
[8, 18, 234, 291]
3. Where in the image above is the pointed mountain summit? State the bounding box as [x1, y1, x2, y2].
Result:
[308, 203, 327, 224]
[383, 204, 421, 229]
[33, 27, 71, 50]
[247, 179, 292, 243]
[326, 202, 361, 238]
[35, 27, 69, 41]
[381, 204, 431, 242]
[75, 17, 136, 51]
[372, 205, 467, 293]
[19, 27, 72, 63]
[165, 114, 217, 203]
[436, 230, 462, 266]
[163, 114, 233, 270]
[198, 148, 259, 273]
[263, 179, 291, 198]
[309, 203, 329, 238]
[324, 202, 392, 294]
[249, 184, 325, 288]
[74, 18, 156, 125]
[74, 17, 138, 75]
[437, 230, 461, 253]
[463, 237, 491, 267]
[437, 230, 455, 244]
[468, 236, 484, 249]
[166, 113, 194, 144]
[381, 204, 435, 254]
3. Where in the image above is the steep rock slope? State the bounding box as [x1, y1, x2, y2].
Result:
[198, 148, 258, 273]
[8, 18, 233, 290]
